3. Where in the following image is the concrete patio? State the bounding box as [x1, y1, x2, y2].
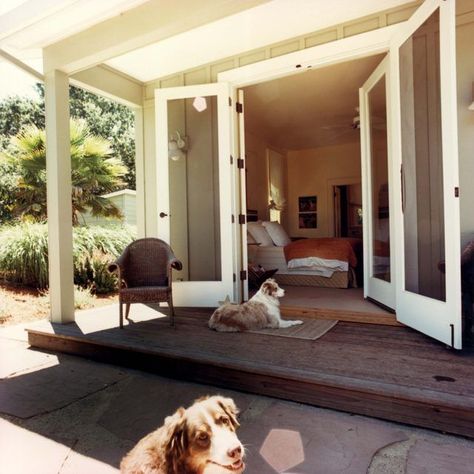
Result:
[1, 321, 474, 474]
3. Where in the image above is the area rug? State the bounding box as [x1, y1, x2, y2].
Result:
[249, 318, 338, 340]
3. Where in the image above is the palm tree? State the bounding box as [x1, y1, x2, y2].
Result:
[6, 119, 128, 225]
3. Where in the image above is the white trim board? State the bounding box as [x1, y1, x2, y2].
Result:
[218, 24, 399, 87]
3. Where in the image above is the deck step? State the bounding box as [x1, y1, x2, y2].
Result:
[281, 305, 402, 326]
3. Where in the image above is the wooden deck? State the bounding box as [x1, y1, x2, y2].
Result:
[26, 304, 474, 438]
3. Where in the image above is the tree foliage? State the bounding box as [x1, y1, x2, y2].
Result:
[0, 157, 19, 224]
[37, 84, 136, 188]
[7, 119, 128, 225]
[0, 93, 44, 151]
[0, 83, 135, 187]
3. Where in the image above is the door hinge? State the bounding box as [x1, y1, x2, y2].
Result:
[230, 155, 233, 165]
[231, 214, 235, 224]
[238, 214, 246, 225]
[228, 97, 232, 107]
[240, 270, 247, 281]
[236, 102, 243, 113]
[455, 187, 459, 197]
[237, 158, 244, 169]
[233, 273, 236, 282]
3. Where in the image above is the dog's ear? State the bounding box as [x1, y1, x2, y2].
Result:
[217, 396, 240, 429]
[261, 279, 277, 297]
[164, 407, 187, 474]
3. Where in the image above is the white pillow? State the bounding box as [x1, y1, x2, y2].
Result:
[262, 221, 291, 247]
[247, 222, 274, 247]
[247, 231, 257, 244]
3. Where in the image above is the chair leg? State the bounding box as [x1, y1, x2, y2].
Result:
[119, 301, 123, 329]
[169, 296, 175, 327]
[125, 303, 131, 320]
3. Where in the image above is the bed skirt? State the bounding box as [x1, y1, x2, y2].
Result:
[274, 270, 353, 289]
[273, 272, 351, 288]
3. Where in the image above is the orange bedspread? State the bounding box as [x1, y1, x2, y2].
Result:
[284, 238, 358, 268]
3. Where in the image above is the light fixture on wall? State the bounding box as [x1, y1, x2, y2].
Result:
[168, 131, 187, 161]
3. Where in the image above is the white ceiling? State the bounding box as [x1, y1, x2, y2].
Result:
[0, 0, 410, 82]
[0, 0, 150, 72]
[243, 54, 385, 150]
[105, 0, 408, 82]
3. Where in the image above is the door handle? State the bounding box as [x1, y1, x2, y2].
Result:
[159, 212, 168, 218]
[400, 164, 405, 214]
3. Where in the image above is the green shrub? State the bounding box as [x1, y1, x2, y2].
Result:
[0, 222, 135, 290]
[73, 286, 97, 309]
[88, 251, 118, 294]
[0, 222, 49, 287]
[39, 285, 97, 310]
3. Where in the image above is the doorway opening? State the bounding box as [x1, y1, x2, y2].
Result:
[242, 53, 394, 323]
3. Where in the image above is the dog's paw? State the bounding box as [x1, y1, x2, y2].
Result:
[279, 319, 303, 328]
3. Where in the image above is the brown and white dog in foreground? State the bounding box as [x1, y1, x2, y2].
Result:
[209, 278, 303, 332]
[120, 395, 244, 474]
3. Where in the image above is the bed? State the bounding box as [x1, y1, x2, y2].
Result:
[247, 221, 361, 288]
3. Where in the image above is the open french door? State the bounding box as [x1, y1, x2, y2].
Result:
[390, 0, 461, 348]
[360, 56, 396, 310]
[155, 83, 235, 307]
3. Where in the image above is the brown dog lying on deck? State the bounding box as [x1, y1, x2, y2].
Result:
[208, 278, 303, 332]
[120, 395, 245, 474]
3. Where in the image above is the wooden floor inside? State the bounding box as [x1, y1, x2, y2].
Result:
[26, 304, 474, 438]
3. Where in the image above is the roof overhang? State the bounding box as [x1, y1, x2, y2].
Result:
[1, 0, 413, 85]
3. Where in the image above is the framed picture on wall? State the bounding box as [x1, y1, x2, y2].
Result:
[299, 212, 317, 229]
[298, 195, 317, 228]
[298, 195, 317, 212]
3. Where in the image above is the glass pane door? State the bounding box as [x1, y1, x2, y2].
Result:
[360, 55, 395, 309]
[155, 83, 234, 307]
[391, 0, 461, 347]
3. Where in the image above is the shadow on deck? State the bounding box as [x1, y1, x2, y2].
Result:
[26, 303, 474, 438]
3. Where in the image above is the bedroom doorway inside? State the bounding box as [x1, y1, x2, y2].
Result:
[241, 53, 393, 321]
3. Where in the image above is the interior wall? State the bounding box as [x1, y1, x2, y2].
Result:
[245, 131, 273, 222]
[456, 1, 474, 248]
[287, 141, 361, 238]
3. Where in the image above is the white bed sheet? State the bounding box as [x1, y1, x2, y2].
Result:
[253, 246, 348, 278]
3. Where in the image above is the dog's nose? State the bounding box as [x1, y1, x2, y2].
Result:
[228, 445, 242, 459]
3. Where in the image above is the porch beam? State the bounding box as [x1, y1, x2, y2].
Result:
[0, 48, 44, 82]
[45, 70, 75, 324]
[43, 0, 270, 75]
[70, 65, 143, 107]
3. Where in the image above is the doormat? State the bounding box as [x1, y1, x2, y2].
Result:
[249, 318, 338, 340]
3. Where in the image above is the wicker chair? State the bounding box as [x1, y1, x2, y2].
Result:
[108, 238, 182, 328]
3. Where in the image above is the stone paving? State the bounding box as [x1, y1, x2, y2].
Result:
[1, 323, 473, 474]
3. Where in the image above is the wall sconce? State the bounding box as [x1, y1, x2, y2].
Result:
[168, 131, 188, 161]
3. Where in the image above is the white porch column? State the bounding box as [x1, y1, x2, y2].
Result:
[45, 70, 75, 323]
[134, 108, 146, 238]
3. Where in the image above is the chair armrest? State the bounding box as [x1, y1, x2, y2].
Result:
[108, 252, 129, 288]
[170, 258, 183, 271]
[107, 262, 120, 274]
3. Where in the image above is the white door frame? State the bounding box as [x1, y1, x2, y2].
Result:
[217, 2, 462, 348]
[219, 23, 397, 300]
[155, 82, 235, 307]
